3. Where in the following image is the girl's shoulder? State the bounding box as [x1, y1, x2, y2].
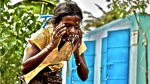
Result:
[32, 24, 53, 37]
[28, 25, 54, 50]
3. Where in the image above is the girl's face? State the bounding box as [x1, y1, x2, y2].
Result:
[56, 15, 81, 42]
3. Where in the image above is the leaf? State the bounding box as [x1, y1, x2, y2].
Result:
[1, 48, 5, 55]
[3, 11, 9, 16]
[106, 0, 111, 2]
[17, 40, 22, 45]
[133, 1, 138, 5]
[107, 4, 111, 9]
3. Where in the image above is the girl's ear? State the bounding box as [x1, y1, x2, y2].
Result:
[51, 19, 56, 28]
[52, 24, 56, 28]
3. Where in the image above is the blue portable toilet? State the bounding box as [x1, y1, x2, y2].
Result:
[63, 13, 150, 84]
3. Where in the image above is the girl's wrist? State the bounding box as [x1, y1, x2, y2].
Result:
[46, 43, 54, 52]
[73, 50, 80, 57]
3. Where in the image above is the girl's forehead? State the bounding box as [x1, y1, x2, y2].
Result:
[60, 15, 81, 24]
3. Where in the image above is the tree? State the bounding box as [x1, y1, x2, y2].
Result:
[0, 0, 58, 83]
[12, 0, 58, 15]
[64, 0, 72, 2]
[106, 0, 150, 84]
[83, 4, 120, 31]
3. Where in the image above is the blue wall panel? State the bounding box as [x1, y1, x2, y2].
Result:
[101, 29, 130, 84]
[107, 29, 130, 84]
[67, 41, 95, 84]
[101, 38, 107, 84]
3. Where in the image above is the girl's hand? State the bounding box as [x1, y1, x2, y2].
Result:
[50, 23, 66, 49]
[72, 28, 82, 55]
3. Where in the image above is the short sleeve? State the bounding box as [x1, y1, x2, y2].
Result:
[79, 41, 87, 54]
[23, 44, 31, 62]
[29, 28, 48, 50]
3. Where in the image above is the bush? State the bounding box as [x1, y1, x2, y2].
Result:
[0, 0, 45, 83]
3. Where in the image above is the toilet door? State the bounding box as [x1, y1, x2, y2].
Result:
[101, 29, 130, 84]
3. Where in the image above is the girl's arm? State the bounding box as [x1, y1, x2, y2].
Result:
[21, 23, 66, 74]
[74, 53, 89, 81]
[21, 43, 53, 74]
[72, 28, 89, 81]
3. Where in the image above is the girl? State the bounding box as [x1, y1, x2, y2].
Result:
[20, 1, 89, 84]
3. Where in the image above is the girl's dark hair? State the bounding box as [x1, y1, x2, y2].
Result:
[51, 1, 83, 24]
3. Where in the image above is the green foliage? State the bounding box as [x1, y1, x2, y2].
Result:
[107, 0, 150, 18]
[64, 0, 72, 2]
[83, 0, 149, 31]
[13, 0, 57, 15]
[0, 0, 47, 83]
[83, 4, 120, 30]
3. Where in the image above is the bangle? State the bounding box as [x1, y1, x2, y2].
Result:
[46, 44, 52, 52]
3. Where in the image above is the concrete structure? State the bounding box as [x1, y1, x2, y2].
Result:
[63, 13, 150, 84]
[82, 13, 150, 84]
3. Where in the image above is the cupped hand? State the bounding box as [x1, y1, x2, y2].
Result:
[50, 23, 66, 49]
[72, 28, 82, 55]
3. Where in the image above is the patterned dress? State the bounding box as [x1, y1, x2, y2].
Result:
[19, 67, 62, 84]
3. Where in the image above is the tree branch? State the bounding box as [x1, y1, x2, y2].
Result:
[133, 10, 148, 84]
[145, 25, 150, 34]
[95, 3, 106, 14]
[133, 11, 145, 33]
[147, 0, 149, 4]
